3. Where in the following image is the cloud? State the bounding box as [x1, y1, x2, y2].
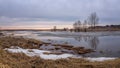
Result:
[0, 0, 120, 28]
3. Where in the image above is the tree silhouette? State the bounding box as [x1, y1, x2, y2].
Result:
[88, 12, 99, 28]
[73, 20, 82, 32]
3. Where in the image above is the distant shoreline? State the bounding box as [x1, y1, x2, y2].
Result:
[0, 28, 120, 32]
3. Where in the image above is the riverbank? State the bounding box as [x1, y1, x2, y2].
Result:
[0, 36, 94, 55]
[0, 34, 119, 68]
[0, 49, 119, 68]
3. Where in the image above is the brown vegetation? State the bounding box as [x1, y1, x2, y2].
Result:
[0, 36, 120, 68]
[43, 52, 63, 55]
[0, 36, 44, 49]
[53, 44, 94, 54]
[0, 49, 120, 68]
[0, 36, 95, 55]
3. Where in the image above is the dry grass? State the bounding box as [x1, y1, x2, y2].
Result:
[43, 52, 63, 55]
[0, 49, 120, 68]
[0, 36, 95, 55]
[53, 44, 94, 54]
[0, 36, 120, 68]
[0, 63, 10, 68]
[0, 36, 43, 49]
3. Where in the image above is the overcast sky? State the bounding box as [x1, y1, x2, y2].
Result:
[0, 0, 120, 29]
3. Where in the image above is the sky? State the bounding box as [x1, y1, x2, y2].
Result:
[0, 0, 120, 29]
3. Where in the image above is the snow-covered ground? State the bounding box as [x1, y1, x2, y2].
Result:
[86, 57, 116, 62]
[5, 47, 116, 61]
[5, 47, 75, 60]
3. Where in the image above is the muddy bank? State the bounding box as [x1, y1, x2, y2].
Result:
[0, 36, 94, 55]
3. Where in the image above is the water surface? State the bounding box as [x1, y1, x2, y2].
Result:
[4, 31, 120, 57]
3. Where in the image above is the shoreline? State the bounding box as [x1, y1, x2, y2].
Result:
[0, 36, 95, 57]
[0, 33, 120, 68]
[0, 28, 120, 32]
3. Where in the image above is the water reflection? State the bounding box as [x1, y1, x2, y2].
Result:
[74, 36, 99, 50]
[74, 35, 82, 42]
[7, 31, 120, 57]
[88, 36, 99, 50]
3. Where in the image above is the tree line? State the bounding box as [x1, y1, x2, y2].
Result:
[73, 12, 99, 32]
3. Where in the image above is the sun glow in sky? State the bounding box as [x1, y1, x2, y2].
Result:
[1, 20, 73, 29]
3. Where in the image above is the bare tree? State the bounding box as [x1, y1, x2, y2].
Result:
[82, 20, 88, 32]
[83, 20, 87, 29]
[77, 20, 81, 29]
[73, 20, 82, 32]
[53, 26, 57, 31]
[88, 12, 99, 28]
[73, 22, 77, 30]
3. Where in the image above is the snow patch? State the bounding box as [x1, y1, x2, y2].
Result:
[86, 57, 116, 62]
[5, 47, 116, 61]
[5, 48, 75, 60]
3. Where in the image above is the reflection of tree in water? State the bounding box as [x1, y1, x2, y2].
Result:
[74, 35, 82, 42]
[88, 36, 99, 50]
[74, 35, 99, 50]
